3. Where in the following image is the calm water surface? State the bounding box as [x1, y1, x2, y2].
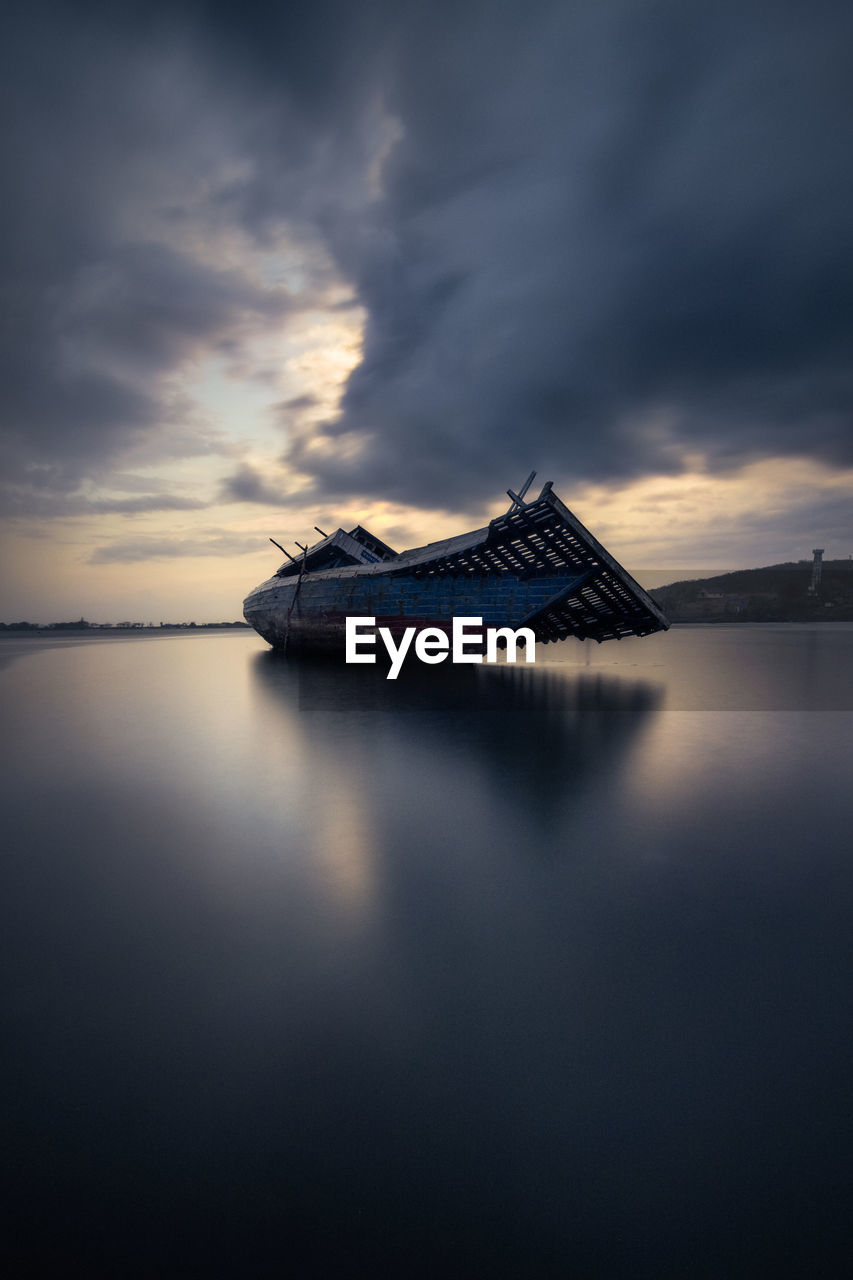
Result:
[2, 625, 853, 1276]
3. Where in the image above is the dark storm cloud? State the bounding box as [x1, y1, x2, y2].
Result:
[277, 395, 320, 413]
[734, 489, 853, 551]
[219, 463, 291, 505]
[58, 241, 290, 379]
[0, 1, 309, 503]
[3, 0, 852, 518]
[2, 237, 289, 473]
[286, 0, 853, 507]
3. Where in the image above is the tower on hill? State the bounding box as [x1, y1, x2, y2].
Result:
[809, 549, 824, 594]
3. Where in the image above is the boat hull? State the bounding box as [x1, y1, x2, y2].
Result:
[243, 484, 670, 652]
[244, 571, 592, 652]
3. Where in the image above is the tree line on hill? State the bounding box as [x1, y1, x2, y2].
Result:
[653, 560, 853, 622]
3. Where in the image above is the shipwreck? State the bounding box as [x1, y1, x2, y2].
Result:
[243, 474, 669, 654]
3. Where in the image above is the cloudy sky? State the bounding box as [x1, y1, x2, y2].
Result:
[2, 0, 851, 622]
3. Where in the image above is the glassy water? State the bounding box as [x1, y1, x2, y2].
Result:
[2, 626, 853, 1276]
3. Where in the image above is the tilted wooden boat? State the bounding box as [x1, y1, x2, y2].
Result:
[243, 475, 669, 652]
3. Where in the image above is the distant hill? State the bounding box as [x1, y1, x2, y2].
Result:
[654, 560, 853, 622]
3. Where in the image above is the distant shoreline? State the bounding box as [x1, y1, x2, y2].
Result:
[0, 622, 249, 633]
[0, 625, 262, 671]
[0, 624, 251, 636]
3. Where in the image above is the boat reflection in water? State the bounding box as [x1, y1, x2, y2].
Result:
[252, 649, 663, 826]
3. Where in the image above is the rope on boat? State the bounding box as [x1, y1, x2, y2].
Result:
[282, 544, 308, 654]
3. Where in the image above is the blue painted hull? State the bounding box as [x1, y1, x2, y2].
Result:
[243, 484, 670, 652]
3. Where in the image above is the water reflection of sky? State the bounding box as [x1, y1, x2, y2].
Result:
[2, 630, 853, 1276]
